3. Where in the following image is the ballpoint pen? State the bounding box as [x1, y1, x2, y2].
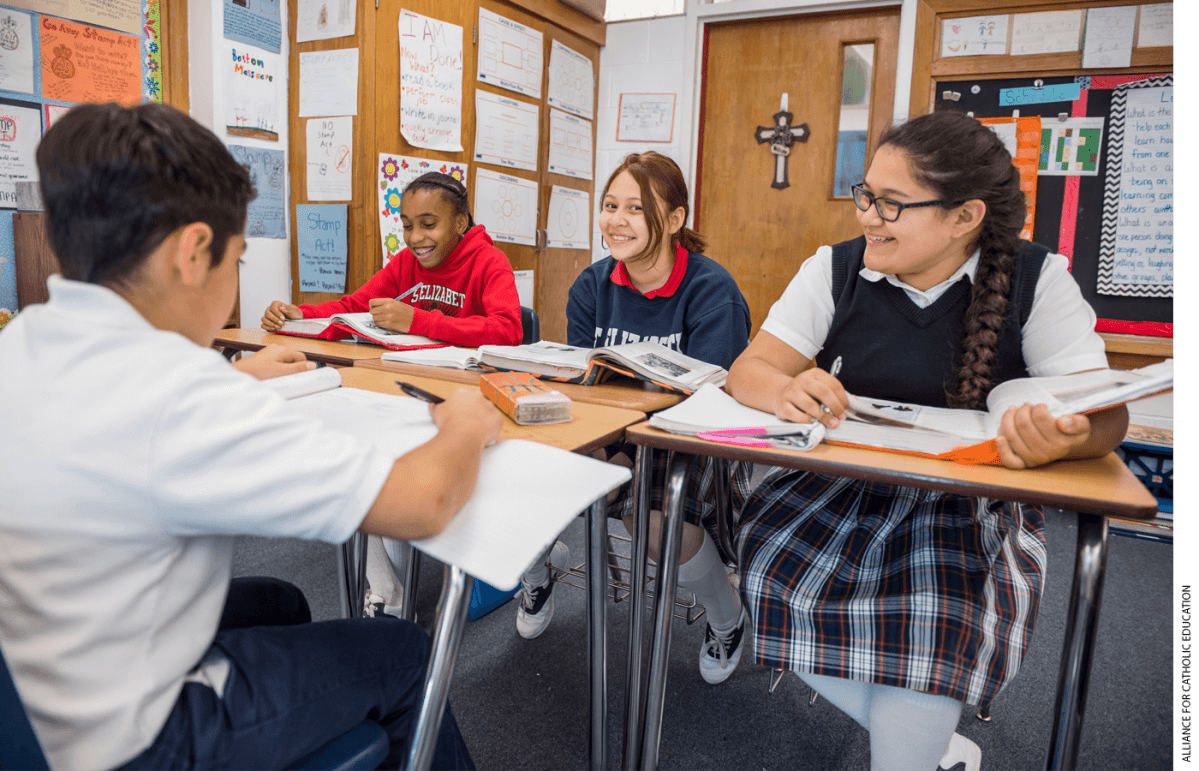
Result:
[394, 283, 425, 302]
[395, 380, 445, 404]
[822, 356, 843, 415]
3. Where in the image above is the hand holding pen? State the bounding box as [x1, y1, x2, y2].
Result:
[773, 355, 849, 429]
[368, 283, 424, 334]
[398, 380, 502, 447]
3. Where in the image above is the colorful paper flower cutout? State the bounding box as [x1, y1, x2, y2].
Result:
[382, 187, 403, 214]
[447, 166, 466, 183]
[383, 233, 402, 254]
[381, 157, 401, 181]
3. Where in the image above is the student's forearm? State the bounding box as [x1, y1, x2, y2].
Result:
[1065, 404, 1130, 460]
[726, 354, 795, 414]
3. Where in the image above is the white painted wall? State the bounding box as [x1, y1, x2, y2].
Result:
[188, 0, 291, 329]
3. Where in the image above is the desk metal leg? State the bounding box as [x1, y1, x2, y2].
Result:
[399, 542, 419, 622]
[405, 564, 472, 771]
[1047, 512, 1109, 771]
[337, 533, 368, 619]
[586, 498, 609, 771]
[640, 455, 690, 771]
[622, 445, 653, 771]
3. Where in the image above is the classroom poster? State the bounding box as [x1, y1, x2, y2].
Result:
[306, 116, 352, 201]
[44, 103, 71, 129]
[1098, 77, 1172, 298]
[0, 213, 14, 315]
[1009, 11, 1082, 56]
[473, 90, 538, 171]
[298, 48, 358, 117]
[940, 15, 1008, 57]
[296, 0, 356, 42]
[476, 7, 542, 99]
[1038, 118, 1104, 176]
[546, 40, 593, 120]
[980, 116, 1039, 241]
[296, 204, 348, 293]
[1137, 4, 1172, 48]
[228, 144, 287, 238]
[4, 0, 141, 36]
[546, 185, 589, 250]
[225, 45, 281, 141]
[143, 0, 163, 103]
[617, 93, 676, 143]
[1082, 6, 1136, 69]
[377, 153, 468, 264]
[398, 10, 463, 152]
[0, 102, 41, 210]
[473, 168, 537, 246]
[39, 16, 140, 105]
[0, 10, 35, 95]
[223, 0, 281, 55]
[547, 108, 592, 180]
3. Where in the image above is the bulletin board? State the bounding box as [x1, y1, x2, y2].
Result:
[935, 73, 1172, 336]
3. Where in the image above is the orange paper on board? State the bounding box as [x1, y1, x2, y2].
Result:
[40, 16, 141, 106]
[980, 116, 1040, 242]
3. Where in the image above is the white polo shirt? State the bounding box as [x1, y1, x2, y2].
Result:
[759, 246, 1109, 377]
[0, 277, 394, 771]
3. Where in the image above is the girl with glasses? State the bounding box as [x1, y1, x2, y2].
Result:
[724, 110, 1128, 771]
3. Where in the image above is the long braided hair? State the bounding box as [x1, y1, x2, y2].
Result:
[878, 111, 1027, 410]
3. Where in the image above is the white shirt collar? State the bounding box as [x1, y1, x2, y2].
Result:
[46, 274, 156, 330]
[858, 249, 981, 309]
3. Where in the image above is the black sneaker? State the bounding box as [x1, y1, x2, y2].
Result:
[699, 610, 746, 684]
[516, 542, 569, 639]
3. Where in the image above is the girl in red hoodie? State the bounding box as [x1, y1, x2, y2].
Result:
[262, 172, 522, 346]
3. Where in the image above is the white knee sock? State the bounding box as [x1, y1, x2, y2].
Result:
[677, 532, 742, 632]
[366, 535, 405, 610]
[522, 543, 555, 589]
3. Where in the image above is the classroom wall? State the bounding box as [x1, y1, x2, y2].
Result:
[188, 0, 292, 329]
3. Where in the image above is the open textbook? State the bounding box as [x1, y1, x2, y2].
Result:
[648, 361, 1172, 464]
[264, 367, 630, 588]
[276, 312, 447, 351]
[476, 340, 727, 393]
[381, 346, 485, 369]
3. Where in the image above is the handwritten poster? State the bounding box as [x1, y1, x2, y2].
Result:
[1099, 78, 1172, 298]
[1038, 118, 1104, 176]
[296, 204, 348, 293]
[0, 9, 34, 95]
[546, 40, 593, 120]
[5, 0, 141, 36]
[297, 0, 356, 42]
[223, 0, 281, 54]
[306, 116, 352, 201]
[546, 185, 589, 250]
[377, 153, 468, 263]
[617, 93, 676, 142]
[228, 144, 287, 238]
[1009, 10, 1082, 56]
[476, 7, 542, 99]
[1083, 6, 1136, 69]
[399, 10, 463, 152]
[298, 48, 358, 117]
[548, 108, 591, 180]
[225, 46, 281, 141]
[473, 168, 537, 246]
[1137, 4, 1172, 48]
[0, 102, 39, 211]
[474, 90, 538, 171]
[44, 103, 71, 130]
[39, 17, 140, 105]
[940, 15, 1008, 57]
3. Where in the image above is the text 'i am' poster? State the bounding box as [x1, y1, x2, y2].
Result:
[296, 204, 348, 292]
[40, 16, 140, 105]
[398, 9, 463, 152]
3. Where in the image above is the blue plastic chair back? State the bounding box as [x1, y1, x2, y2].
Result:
[0, 645, 50, 771]
[520, 306, 540, 345]
[287, 720, 389, 771]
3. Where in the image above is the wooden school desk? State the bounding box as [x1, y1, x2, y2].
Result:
[337, 367, 644, 770]
[619, 426, 1158, 771]
[213, 328, 387, 367]
[355, 358, 686, 413]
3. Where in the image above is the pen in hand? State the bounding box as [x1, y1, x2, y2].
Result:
[394, 283, 425, 302]
[822, 356, 844, 416]
[396, 380, 445, 404]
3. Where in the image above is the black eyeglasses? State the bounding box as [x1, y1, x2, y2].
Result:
[851, 184, 946, 222]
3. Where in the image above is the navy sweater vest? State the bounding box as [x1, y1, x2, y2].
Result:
[814, 236, 1047, 408]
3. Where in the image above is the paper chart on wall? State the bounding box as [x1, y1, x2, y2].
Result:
[299, 48, 358, 117]
[476, 7, 542, 99]
[546, 40, 593, 120]
[399, 9, 463, 152]
[1009, 10, 1082, 56]
[40, 17, 141, 105]
[546, 185, 589, 250]
[980, 116, 1040, 241]
[1082, 6, 1136, 69]
[223, 0, 281, 54]
[474, 168, 537, 247]
[940, 15, 1008, 57]
[225, 45, 282, 141]
[307, 116, 352, 201]
[296, 204, 348, 293]
[1038, 118, 1104, 176]
[513, 269, 533, 307]
[474, 90, 539, 172]
[1098, 77, 1172, 298]
[617, 93, 676, 143]
[0, 9, 34, 95]
[297, 0, 356, 43]
[0, 102, 39, 210]
[547, 108, 592, 180]
[228, 144, 287, 238]
[6, 0, 141, 36]
[1136, 4, 1172, 48]
[377, 153, 469, 264]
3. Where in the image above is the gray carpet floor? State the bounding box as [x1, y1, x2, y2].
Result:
[233, 507, 1171, 770]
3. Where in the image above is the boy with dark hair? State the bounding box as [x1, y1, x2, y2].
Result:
[0, 102, 498, 770]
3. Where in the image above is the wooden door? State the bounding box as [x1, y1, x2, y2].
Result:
[696, 9, 900, 334]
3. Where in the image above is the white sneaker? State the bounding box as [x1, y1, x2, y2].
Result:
[516, 542, 569, 639]
[363, 591, 386, 618]
[699, 609, 747, 684]
[937, 733, 982, 771]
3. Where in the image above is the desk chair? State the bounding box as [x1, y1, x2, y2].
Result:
[520, 306, 540, 345]
[0, 644, 388, 771]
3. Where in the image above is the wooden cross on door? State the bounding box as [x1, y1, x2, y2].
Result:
[755, 93, 810, 190]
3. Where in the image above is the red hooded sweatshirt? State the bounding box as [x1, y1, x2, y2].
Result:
[298, 225, 522, 346]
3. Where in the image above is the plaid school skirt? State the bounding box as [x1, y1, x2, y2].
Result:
[736, 469, 1047, 707]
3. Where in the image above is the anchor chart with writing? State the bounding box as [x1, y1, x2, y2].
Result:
[755, 93, 809, 190]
